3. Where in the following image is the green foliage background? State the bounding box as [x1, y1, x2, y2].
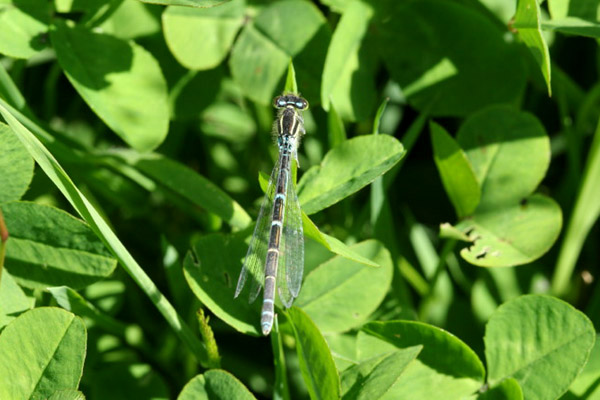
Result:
[0, 0, 599, 399]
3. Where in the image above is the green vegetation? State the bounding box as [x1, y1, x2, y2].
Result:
[0, 0, 599, 399]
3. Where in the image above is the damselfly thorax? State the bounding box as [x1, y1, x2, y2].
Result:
[235, 93, 308, 335]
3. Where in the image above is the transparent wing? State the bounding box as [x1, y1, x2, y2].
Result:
[235, 156, 281, 304]
[278, 159, 304, 308]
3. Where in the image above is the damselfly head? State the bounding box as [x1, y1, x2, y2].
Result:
[273, 95, 309, 111]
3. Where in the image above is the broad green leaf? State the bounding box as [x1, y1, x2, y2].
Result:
[295, 240, 393, 333]
[50, 20, 169, 152]
[326, 332, 359, 371]
[99, 0, 160, 40]
[48, 389, 86, 400]
[479, 0, 516, 23]
[0, 269, 33, 329]
[88, 363, 169, 400]
[485, 295, 595, 400]
[163, 0, 245, 70]
[287, 307, 341, 400]
[477, 378, 523, 400]
[178, 370, 257, 400]
[139, 0, 230, 6]
[229, 0, 330, 105]
[457, 106, 550, 211]
[341, 347, 422, 400]
[564, 336, 600, 399]
[183, 233, 261, 335]
[0, 307, 86, 400]
[0, 99, 208, 365]
[127, 153, 251, 229]
[372, 0, 526, 117]
[455, 194, 562, 267]
[298, 135, 405, 214]
[513, 0, 552, 96]
[363, 321, 485, 399]
[430, 122, 480, 218]
[0, 0, 50, 59]
[0, 123, 33, 203]
[2, 201, 117, 289]
[321, 0, 376, 121]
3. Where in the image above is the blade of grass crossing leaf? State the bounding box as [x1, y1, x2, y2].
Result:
[284, 60, 298, 95]
[552, 116, 600, 295]
[287, 307, 341, 400]
[0, 103, 209, 366]
[0, 63, 26, 111]
[271, 315, 291, 400]
[513, 0, 552, 96]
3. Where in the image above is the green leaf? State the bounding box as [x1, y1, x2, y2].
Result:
[98, 0, 161, 40]
[50, 20, 169, 152]
[0, 307, 87, 400]
[128, 153, 251, 229]
[363, 320, 485, 399]
[457, 106, 550, 211]
[48, 286, 127, 336]
[284, 59, 299, 94]
[298, 135, 405, 214]
[564, 336, 600, 398]
[140, 0, 231, 7]
[513, 0, 552, 96]
[341, 346, 422, 400]
[48, 389, 86, 400]
[443, 106, 562, 267]
[271, 317, 291, 400]
[2, 201, 117, 289]
[542, 17, 600, 39]
[295, 240, 393, 333]
[455, 194, 562, 267]
[0, 0, 50, 59]
[373, 0, 526, 117]
[302, 213, 379, 267]
[321, 0, 376, 121]
[430, 122, 480, 218]
[287, 307, 341, 400]
[327, 101, 347, 148]
[0, 123, 33, 203]
[183, 233, 261, 336]
[485, 295, 596, 400]
[0, 99, 208, 365]
[478, 378, 523, 400]
[163, 0, 245, 70]
[178, 369, 257, 400]
[0, 269, 33, 329]
[229, 0, 330, 105]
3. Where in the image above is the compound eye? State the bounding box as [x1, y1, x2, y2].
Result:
[274, 96, 286, 108]
[296, 99, 308, 109]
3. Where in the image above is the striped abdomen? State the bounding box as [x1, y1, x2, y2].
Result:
[261, 149, 290, 335]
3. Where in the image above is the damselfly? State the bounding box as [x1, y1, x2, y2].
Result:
[234, 93, 308, 335]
